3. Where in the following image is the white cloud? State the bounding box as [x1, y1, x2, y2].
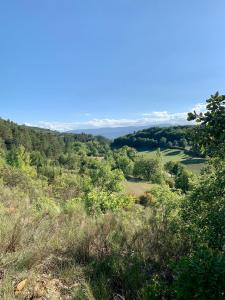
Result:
[192, 103, 206, 113]
[141, 111, 187, 122]
[26, 115, 187, 132]
[25, 103, 205, 132]
[36, 121, 82, 132]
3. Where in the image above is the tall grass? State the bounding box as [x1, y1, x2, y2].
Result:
[0, 182, 185, 299]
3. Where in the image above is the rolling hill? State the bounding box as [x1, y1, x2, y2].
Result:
[68, 124, 173, 139]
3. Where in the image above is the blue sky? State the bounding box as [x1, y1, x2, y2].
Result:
[0, 0, 225, 130]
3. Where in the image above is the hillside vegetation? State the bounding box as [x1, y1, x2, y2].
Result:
[0, 93, 224, 299]
[0, 118, 110, 159]
[139, 148, 206, 174]
[112, 126, 193, 150]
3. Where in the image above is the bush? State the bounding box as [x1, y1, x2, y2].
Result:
[150, 185, 182, 223]
[181, 159, 225, 250]
[52, 173, 91, 201]
[175, 168, 193, 193]
[34, 196, 61, 217]
[84, 189, 135, 213]
[174, 248, 225, 300]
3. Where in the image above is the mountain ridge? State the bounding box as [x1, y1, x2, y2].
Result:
[67, 124, 174, 139]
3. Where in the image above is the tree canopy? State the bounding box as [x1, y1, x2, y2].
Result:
[187, 92, 225, 157]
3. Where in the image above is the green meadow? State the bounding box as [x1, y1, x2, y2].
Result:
[138, 148, 206, 174]
[125, 178, 154, 197]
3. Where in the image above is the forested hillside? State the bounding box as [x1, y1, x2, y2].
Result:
[0, 118, 110, 159]
[112, 126, 193, 150]
[0, 93, 224, 299]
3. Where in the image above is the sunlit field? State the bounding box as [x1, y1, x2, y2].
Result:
[125, 178, 154, 197]
[138, 148, 206, 174]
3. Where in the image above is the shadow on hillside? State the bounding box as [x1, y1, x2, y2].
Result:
[165, 150, 181, 156]
[126, 176, 145, 182]
[182, 158, 206, 165]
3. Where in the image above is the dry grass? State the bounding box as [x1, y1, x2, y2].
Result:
[124, 179, 154, 197]
[0, 182, 184, 299]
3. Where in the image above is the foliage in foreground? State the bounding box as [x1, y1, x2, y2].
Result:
[0, 157, 224, 299]
[0, 175, 183, 299]
[0, 93, 224, 299]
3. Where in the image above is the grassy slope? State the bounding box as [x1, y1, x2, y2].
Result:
[139, 148, 206, 174]
[125, 148, 206, 197]
[125, 179, 154, 197]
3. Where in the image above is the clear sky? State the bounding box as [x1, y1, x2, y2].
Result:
[0, 0, 225, 130]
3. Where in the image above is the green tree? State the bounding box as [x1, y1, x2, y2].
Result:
[30, 150, 45, 168]
[187, 92, 225, 157]
[175, 168, 192, 193]
[179, 138, 188, 149]
[134, 157, 164, 183]
[87, 161, 125, 193]
[182, 159, 225, 250]
[172, 93, 225, 299]
[73, 142, 88, 156]
[6, 146, 36, 177]
[115, 155, 134, 177]
[167, 141, 173, 148]
[165, 161, 183, 177]
[159, 137, 167, 147]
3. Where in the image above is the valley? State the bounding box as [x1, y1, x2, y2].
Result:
[0, 94, 224, 299]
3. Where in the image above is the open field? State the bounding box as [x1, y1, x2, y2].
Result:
[138, 148, 206, 174]
[125, 178, 154, 197]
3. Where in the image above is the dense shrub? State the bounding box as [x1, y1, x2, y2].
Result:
[181, 159, 225, 250]
[134, 157, 164, 183]
[0, 174, 183, 299]
[174, 248, 225, 300]
[84, 189, 135, 213]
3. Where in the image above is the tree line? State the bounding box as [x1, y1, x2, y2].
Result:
[112, 125, 193, 150]
[0, 118, 110, 159]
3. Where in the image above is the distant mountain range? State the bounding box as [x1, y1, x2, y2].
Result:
[67, 124, 172, 139]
